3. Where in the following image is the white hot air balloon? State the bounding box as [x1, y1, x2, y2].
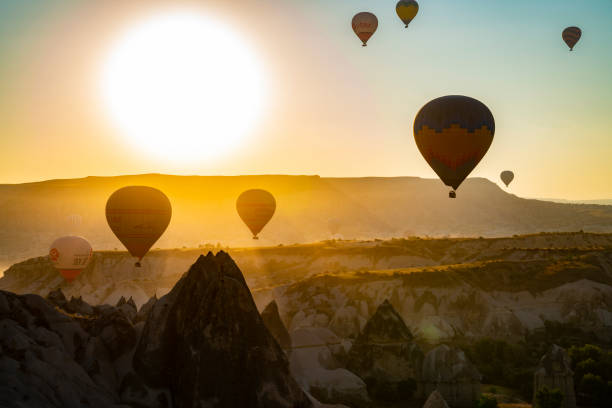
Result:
[49, 236, 93, 282]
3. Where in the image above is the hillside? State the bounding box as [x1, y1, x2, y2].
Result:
[2, 233, 611, 343]
[2, 174, 612, 266]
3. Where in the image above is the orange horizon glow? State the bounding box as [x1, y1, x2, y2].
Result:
[0, 0, 611, 200]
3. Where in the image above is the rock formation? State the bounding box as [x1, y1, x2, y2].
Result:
[0, 252, 315, 408]
[133, 251, 312, 408]
[346, 299, 423, 402]
[0, 290, 129, 407]
[115, 296, 137, 323]
[65, 295, 94, 315]
[421, 345, 481, 408]
[533, 344, 576, 408]
[423, 390, 450, 408]
[134, 293, 157, 324]
[262, 300, 292, 350]
[46, 288, 67, 308]
[289, 327, 370, 408]
[5, 234, 612, 344]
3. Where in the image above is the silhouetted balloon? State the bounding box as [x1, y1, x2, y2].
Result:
[352, 12, 378, 46]
[396, 1, 419, 28]
[236, 189, 276, 239]
[562, 26, 581, 51]
[49, 236, 92, 282]
[413, 95, 495, 198]
[500, 170, 514, 187]
[105, 186, 172, 266]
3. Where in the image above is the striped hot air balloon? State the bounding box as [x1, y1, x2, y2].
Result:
[352, 12, 378, 46]
[105, 186, 172, 266]
[562, 26, 581, 51]
[396, 1, 419, 28]
[236, 189, 276, 239]
[413, 95, 495, 198]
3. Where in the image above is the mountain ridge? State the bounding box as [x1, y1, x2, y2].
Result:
[2, 174, 612, 267]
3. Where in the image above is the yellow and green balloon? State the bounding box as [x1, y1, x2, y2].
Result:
[396, 1, 419, 28]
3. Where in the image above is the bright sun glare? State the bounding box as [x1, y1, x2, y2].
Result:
[101, 11, 265, 163]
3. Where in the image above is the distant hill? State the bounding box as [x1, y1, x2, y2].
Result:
[2, 174, 612, 265]
[540, 198, 612, 206]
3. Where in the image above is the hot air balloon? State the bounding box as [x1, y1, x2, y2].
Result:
[352, 12, 378, 46]
[49, 236, 92, 282]
[562, 26, 581, 51]
[500, 170, 514, 187]
[236, 189, 276, 239]
[396, 1, 419, 28]
[105, 186, 172, 266]
[413, 95, 495, 198]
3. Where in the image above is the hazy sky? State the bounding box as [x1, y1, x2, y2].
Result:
[1, 0, 611, 200]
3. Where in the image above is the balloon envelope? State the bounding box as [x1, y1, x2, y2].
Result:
[352, 12, 378, 46]
[236, 189, 276, 239]
[500, 170, 514, 187]
[49, 236, 92, 282]
[413, 95, 495, 193]
[396, 1, 419, 27]
[562, 26, 581, 50]
[105, 186, 171, 263]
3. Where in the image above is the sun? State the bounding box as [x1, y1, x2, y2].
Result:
[100, 11, 266, 163]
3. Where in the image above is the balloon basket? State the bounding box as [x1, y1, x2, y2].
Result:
[252, 236, 259, 240]
[449, 190, 456, 199]
[135, 261, 142, 267]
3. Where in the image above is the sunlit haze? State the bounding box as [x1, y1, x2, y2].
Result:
[2, 3, 612, 405]
[0, 0, 611, 200]
[100, 11, 265, 163]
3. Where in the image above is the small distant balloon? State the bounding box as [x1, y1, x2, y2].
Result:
[413, 95, 495, 198]
[105, 186, 172, 266]
[352, 12, 378, 46]
[49, 236, 92, 282]
[236, 189, 276, 239]
[500, 171, 514, 187]
[562, 26, 581, 51]
[396, 1, 419, 28]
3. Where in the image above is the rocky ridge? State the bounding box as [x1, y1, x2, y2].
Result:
[346, 300, 423, 402]
[262, 300, 292, 350]
[0, 252, 313, 408]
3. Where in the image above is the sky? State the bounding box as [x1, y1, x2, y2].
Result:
[0, 0, 611, 200]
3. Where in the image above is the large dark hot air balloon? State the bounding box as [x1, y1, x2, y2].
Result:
[49, 236, 92, 282]
[500, 170, 514, 187]
[236, 189, 276, 239]
[562, 26, 581, 51]
[413, 95, 495, 198]
[106, 186, 172, 266]
[396, 1, 419, 28]
[352, 12, 378, 46]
